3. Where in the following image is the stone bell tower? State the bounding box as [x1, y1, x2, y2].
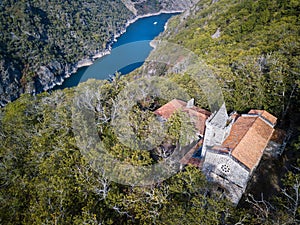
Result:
[202, 103, 233, 157]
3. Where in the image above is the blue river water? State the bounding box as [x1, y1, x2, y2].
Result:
[55, 13, 177, 89]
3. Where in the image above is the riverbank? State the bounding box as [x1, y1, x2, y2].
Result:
[54, 12, 179, 89]
[85, 10, 183, 61]
[53, 10, 182, 89]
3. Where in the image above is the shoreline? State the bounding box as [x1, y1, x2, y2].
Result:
[51, 10, 182, 89]
[124, 10, 183, 33]
[91, 9, 183, 61]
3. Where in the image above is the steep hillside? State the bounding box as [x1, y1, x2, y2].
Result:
[151, 0, 300, 120]
[0, 0, 197, 107]
[0, 0, 133, 106]
[123, 0, 199, 15]
[1, 1, 300, 224]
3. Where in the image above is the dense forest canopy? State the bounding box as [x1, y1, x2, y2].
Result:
[156, 0, 300, 120]
[0, 0, 300, 224]
[0, 0, 197, 106]
[0, 0, 133, 105]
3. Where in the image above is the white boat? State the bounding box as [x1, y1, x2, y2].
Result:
[153, 21, 158, 25]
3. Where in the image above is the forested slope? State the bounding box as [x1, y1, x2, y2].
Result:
[123, 0, 199, 15]
[0, 0, 300, 224]
[0, 82, 299, 224]
[0, 0, 133, 106]
[154, 0, 300, 120]
[0, 0, 196, 107]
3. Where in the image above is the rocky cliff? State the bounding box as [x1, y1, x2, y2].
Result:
[0, 57, 23, 107]
[123, 0, 199, 15]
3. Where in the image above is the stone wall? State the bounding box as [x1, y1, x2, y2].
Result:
[201, 103, 232, 157]
[202, 150, 250, 204]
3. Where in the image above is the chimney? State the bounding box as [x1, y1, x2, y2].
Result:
[187, 98, 194, 108]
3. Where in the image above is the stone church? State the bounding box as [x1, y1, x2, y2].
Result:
[154, 99, 280, 205]
[202, 104, 277, 204]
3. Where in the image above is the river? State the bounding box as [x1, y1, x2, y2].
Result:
[54, 13, 178, 89]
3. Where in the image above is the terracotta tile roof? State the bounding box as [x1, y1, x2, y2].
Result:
[182, 107, 211, 135]
[220, 113, 275, 171]
[248, 109, 277, 125]
[154, 99, 186, 119]
[222, 116, 257, 151]
[154, 99, 211, 136]
[232, 117, 274, 170]
[187, 158, 203, 168]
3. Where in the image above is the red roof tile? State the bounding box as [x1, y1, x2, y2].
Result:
[222, 116, 257, 151]
[154, 99, 186, 119]
[187, 158, 203, 168]
[220, 113, 275, 170]
[248, 109, 277, 125]
[154, 99, 211, 136]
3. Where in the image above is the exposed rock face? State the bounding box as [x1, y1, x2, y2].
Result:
[123, 0, 199, 15]
[158, 0, 200, 11]
[122, 0, 138, 15]
[211, 27, 221, 39]
[0, 59, 23, 107]
[34, 61, 66, 93]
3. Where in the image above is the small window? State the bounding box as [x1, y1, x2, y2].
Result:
[220, 164, 230, 174]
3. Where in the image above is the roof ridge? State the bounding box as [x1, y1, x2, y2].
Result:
[223, 116, 258, 151]
[257, 114, 276, 128]
[231, 116, 275, 170]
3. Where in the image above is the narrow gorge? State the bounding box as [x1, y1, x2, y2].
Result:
[0, 0, 198, 106]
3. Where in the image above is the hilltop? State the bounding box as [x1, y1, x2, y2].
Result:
[0, 0, 299, 224]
